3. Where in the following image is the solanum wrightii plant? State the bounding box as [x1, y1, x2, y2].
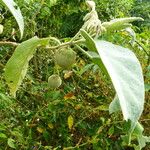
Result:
[1, 0, 150, 149]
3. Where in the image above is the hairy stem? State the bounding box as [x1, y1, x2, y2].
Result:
[0, 38, 84, 51]
[75, 44, 92, 58]
[0, 41, 18, 46]
[45, 39, 85, 50]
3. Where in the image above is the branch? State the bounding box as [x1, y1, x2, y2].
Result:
[45, 39, 85, 50]
[0, 37, 84, 51]
[0, 38, 85, 54]
[0, 41, 18, 47]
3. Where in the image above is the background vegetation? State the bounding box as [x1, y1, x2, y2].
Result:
[0, 0, 150, 149]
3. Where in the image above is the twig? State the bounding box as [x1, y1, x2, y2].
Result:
[140, 119, 150, 122]
[0, 41, 18, 47]
[0, 38, 85, 51]
[45, 39, 85, 50]
[70, 31, 81, 42]
[63, 141, 89, 150]
[135, 40, 149, 56]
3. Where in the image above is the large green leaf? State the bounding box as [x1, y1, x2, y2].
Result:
[102, 17, 143, 32]
[94, 40, 144, 130]
[4, 36, 49, 97]
[1, 0, 24, 38]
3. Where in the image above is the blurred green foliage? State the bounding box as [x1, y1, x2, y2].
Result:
[1, 0, 148, 40]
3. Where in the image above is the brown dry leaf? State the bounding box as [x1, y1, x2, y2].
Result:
[64, 92, 76, 100]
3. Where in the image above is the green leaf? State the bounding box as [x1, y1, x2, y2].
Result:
[50, 0, 58, 6]
[94, 40, 144, 130]
[102, 17, 143, 32]
[133, 122, 144, 136]
[137, 136, 150, 149]
[133, 122, 150, 149]
[11, 130, 24, 143]
[0, 133, 7, 138]
[145, 84, 150, 92]
[0, 124, 6, 131]
[0, 92, 13, 109]
[109, 97, 147, 147]
[4, 36, 50, 97]
[109, 95, 121, 114]
[121, 134, 131, 145]
[108, 126, 114, 135]
[80, 29, 97, 52]
[1, 0, 24, 38]
[79, 63, 94, 75]
[7, 138, 16, 149]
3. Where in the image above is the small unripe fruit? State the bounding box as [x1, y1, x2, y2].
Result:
[48, 74, 62, 89]
[55, 48, 76, 69]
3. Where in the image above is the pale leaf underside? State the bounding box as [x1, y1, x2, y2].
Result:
[94, 40, 144, 130]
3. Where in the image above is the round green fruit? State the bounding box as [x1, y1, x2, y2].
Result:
[48, 74, 62, 89]
[55, 48, 76, 69]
